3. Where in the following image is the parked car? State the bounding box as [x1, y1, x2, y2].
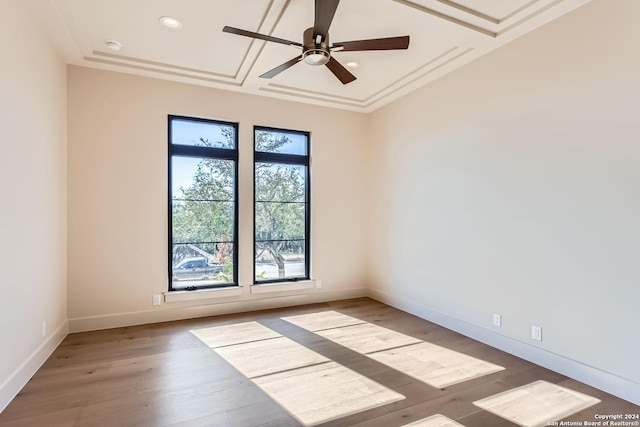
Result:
[172, 257, 223, 281]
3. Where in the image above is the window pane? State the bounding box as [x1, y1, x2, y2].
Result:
[172, 200, 234, 243]
[255, 201, 305, 241]
[255, 163, 306, 203]
[255, 242, 306, 281]
[172, 156, 235, 200]
[172, 156, 235, 242]
[254, 126, 309, 284]
[171, 118, 236, 149]
[172, 243, 235, 289]
[255, 129, 307, 155]
[169, 116, 237, 290]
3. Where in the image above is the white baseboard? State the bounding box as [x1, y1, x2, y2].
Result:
[69, 287, 367, 333]
[367, 288, 640, 406]
[0, 320, 68, 413]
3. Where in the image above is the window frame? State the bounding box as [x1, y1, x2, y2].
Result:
[253, 125, 311, 284]
[168, 115, 239, 291]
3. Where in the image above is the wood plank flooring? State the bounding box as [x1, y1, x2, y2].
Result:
[0, 298, 638, 426]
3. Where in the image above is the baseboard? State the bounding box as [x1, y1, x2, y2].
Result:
[367, 288, 640, 406]
[69, 287, 367, 333]
[0, 320, 68, 413]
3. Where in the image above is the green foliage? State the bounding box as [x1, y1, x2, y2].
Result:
[216, 262, 234, 283]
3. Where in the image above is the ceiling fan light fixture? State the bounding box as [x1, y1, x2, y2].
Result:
[303, 49, 330, 66]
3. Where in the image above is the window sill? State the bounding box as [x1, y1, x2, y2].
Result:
[164, 286, 243, 303]
[251, 280, 319, 294]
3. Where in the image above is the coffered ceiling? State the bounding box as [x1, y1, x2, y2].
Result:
[37, 0, 591, 112]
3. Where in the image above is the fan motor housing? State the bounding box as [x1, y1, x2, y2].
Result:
[302, 27, 330, 65]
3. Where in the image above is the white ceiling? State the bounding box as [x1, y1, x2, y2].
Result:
[35, 0, 591, 112]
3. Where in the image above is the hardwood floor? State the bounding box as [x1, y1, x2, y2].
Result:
[0, 298, 637, 426]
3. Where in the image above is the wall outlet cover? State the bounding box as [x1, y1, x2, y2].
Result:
[531, 325, 542, 341]
[493, 313, 502, 327]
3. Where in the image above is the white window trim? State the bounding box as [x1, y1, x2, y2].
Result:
[251, 280, 319, 294]
[164, 286, 242, 303]
[163, 280, 321, 303]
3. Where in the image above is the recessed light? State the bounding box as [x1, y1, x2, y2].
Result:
[105, 40, 122, 51]
[159, 16, 182, 29]
[345, 61, 359, 69]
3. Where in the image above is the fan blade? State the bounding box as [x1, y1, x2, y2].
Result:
[259, 57, 302, 79]
[332, 35, 410, 51]
[314, 0, 340, 41]
[223, 26, 302, 47]
[325, 57, 356, 84]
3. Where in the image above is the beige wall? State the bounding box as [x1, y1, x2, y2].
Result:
[67, 66, 369, 329]
[0, 0, 67, 409]
[366, 0, 640, 401]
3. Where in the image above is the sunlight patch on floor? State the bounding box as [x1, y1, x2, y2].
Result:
[368, 341, 504, 389]
[312, 322, 422, 353]
[401, 414, 466, 426]
[214, 336, 328, 378]
[282, 310, 367, 331]
[283, 311, 504, 388]
[190, 321, 280, 348]
[473, 380, 601, 427]
[254, 361, 404, 426]
[191, 321, 404, 426]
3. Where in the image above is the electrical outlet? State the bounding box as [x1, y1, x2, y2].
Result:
[315, 280, 322, 289]
[41, 322, 47, 338]
[152, 295, 162, 306]
[493, 313, 501, 328]
[531, 325, 542, 341]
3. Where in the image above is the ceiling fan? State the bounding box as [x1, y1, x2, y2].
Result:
[223, 0, 410, 85]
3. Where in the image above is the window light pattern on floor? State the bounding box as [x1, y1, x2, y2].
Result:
[282, 311, 505, 389]
[401, 413, 466, 426]
[191, 321, 404, 426]
[473, 380, 601, 427]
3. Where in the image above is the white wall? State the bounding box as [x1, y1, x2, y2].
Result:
[67, 67, 369, 331]
[0, 0, 68, 411]
[366, 0, 640, 404]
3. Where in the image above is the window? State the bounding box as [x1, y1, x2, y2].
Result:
[254, 126, 310, 283]
[169, 116, 238, 290]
